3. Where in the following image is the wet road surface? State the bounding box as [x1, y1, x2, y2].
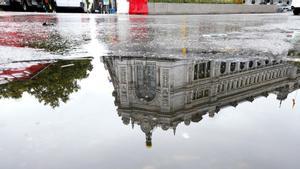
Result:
[1, 12, 300, 169]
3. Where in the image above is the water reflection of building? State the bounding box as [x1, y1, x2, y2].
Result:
[103, 56, 300, 147]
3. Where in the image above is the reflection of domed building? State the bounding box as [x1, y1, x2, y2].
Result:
[103, 56, 300, 146]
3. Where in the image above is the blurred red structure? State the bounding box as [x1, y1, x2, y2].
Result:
[0, 62, 51, 84]
[129, 0, 148, 15]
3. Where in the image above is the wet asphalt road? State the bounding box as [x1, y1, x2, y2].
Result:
[0, 12, 300, 62]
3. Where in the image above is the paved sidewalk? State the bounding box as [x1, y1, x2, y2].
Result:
[148, 3, 279, 15]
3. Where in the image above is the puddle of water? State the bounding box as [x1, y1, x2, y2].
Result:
[1, 14, 300, 169]
[1, 55, 300, 169]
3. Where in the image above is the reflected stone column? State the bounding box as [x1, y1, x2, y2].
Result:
[245, 61, 249, 70]
[119, 66, 129, 105]
[210, 61, 215, 78]
[226, 62, 231, 74]
[236, 62, 240, 72]
[254, 60, 258, 68]
[213, 61, 220, 77]
[160, 68, 170, 112]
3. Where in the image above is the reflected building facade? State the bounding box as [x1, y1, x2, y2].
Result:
[103, 56, 300, 147]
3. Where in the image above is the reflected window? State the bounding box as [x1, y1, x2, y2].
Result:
[220, 62, 226, 74]
[198, 63, 205, 79]
[194, 64, 198, 80]
[194, 62, 210, 80]
[193, 89, 209, 100]
[240, 62, 245, 70]
[230, 62, 236, 72]
[249, 61, 254, 68]
[207, 61, 211, 77]
[257, 61, 261, 67]
[204, 90, 209, 97]
[265, 60, 269, 65]
[135, 63, 157, 102]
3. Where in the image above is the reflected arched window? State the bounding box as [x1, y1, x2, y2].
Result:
[204, 90, 209, 97]
[198, 63, 205, 79]
[265, 60, 269, 65]
[194, 64, 198, 80]
[193, 91, 196, 100]
[257, 61, 261, 67]
[135, 63, 157, 102]
[249, 61, 254, 68]
[220, 62, 226, 74]
[230, 62, 236, 72]
[197, 90, 202, 99]
[240, 62, 245, 70]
